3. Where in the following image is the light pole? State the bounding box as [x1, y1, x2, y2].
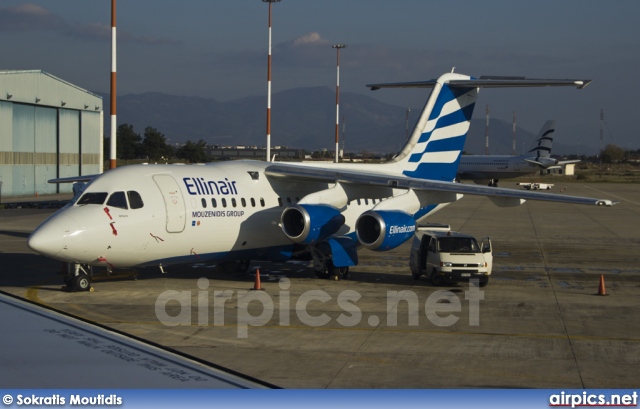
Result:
[332, 44, 346, 163]
[263, 0, 280, 162]
[405, 108, 411, 141]
[109, 0, 117, 170]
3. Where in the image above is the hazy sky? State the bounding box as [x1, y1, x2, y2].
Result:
[1, 1, 638, 151]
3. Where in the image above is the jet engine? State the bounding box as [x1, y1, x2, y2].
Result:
[355, 210, 416, 251]
[281, 204, 345, 245]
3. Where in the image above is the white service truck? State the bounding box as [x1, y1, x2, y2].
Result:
[517, 182, 554, 190]
[409, 224, 493, 287]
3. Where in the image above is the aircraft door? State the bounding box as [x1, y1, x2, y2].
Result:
[153, 175, 186, 233]
[426, 236, 437, 271]
[513, 157, 520, 171]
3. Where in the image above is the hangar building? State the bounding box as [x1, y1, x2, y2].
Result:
[0, 70, 103, 197]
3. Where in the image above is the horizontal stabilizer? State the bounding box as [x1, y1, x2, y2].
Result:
[368, 76, 591, 90]
[48, 174, 99, 184]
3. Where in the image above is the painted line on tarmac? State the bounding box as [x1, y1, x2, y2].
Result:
[583, 185, 640, 206]
[83, 318, 640, 344]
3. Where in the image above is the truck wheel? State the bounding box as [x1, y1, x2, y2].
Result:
[430, 269, 442, 286]
[479, 276, 489, 287]
[412, 272, 420, 280]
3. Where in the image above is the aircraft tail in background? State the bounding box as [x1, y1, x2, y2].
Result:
[368, 74, 590, 182]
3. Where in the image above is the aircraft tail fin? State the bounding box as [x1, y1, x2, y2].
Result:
[528, 120, 556, 159]
[374, 73, 479, 182]
[369, 75, 587, 182]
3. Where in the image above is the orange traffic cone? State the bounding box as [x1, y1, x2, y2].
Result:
[251, 268, 264, 291]
[597, 274, 607, 296]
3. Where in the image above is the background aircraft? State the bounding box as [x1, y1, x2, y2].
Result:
[27, 72, 614, 291]
[457, 120, 580, 186]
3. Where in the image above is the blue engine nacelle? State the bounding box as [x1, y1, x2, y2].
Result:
[355, 210, 416, 251]
[281, 204, 345, 245]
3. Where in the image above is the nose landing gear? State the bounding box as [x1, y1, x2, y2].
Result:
[62, 263, 93, 292]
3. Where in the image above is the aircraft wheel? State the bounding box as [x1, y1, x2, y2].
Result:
[315, 261, 331, 279]
[74, 274, 91, 292]
[412, 272, 421, 280]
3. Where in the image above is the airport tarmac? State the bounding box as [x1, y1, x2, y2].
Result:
[1, 182, 639, 388]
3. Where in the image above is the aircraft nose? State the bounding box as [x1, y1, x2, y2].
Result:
[28, 214, 80, 259]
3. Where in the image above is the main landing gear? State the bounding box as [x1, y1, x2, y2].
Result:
[218, 259, 251, 274]
[310, 246, 350, 281]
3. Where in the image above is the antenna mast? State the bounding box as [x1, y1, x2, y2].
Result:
[485, 104, 489, 155]
[512, 111, 517, 155]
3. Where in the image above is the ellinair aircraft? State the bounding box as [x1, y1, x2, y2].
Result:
[457, 120, 581, 186]
[27, 72, 615, 291]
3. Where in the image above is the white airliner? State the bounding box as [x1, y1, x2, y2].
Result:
[27, 72, 614, 291]
[457, 120, 581, 186]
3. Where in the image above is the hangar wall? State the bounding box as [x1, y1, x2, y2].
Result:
[0, 70, 103, 197]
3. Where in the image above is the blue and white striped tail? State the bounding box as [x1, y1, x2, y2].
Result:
[392, 73, 479, 181]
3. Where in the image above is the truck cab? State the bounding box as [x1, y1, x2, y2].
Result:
[409, 224, 492, 287]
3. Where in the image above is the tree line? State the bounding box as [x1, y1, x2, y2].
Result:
[105, 124, 638, 165]
[103, 124, 207, 163]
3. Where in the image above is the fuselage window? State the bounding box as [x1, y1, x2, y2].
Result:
[364, 198, 369, 205]
[260, 198, 265, 207]
[201, 198, 207, 208]
[232, 198, 237, 208]
[211, 198, 217, 208]
[278, 197, 283, 207]
[286, 197, 292, 205]
[222, 198, 227, 208]
[127, 191, 144, 209]
[295, 197, 300, 203]
[106, 191, 128, 209]
[251, 198, 256, 207]
[77, 192, 108, 205]
[241, 198, 246, 207]
[357, 199, 361, 205]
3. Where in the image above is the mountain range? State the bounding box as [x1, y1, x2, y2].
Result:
[97, 88, 598, 157]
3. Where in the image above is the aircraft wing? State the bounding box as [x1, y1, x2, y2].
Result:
[265, 163, 616, 206]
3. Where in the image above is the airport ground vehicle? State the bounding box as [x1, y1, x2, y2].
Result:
[409, 224, 492, 287]
[517, 182, 553, 190]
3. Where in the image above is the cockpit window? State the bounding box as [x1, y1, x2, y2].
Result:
[106, 191, 128, 209]
[127, 191, 144, 209]
[77, 192, 108, 205]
